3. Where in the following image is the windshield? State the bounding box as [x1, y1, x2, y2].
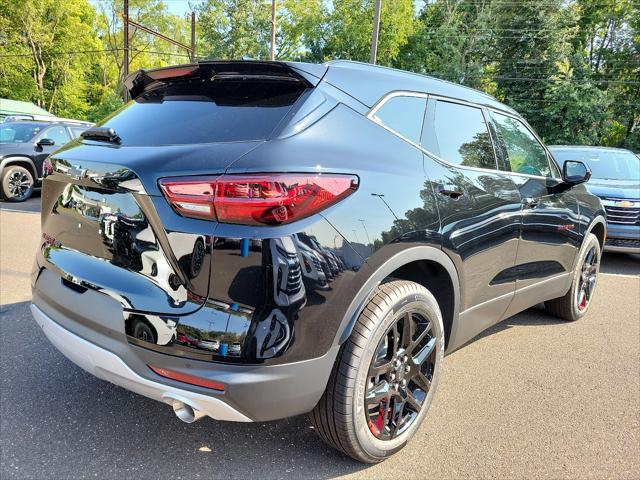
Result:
[551, 148, 640, 181]
[0, 123, 45, 143]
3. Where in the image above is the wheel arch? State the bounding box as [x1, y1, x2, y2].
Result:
[586, 215, 606, 250]
[333, 245, 460, 352]
[0, 156, 38, 181]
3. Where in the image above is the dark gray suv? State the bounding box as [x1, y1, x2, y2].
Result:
[0, 118, 91, 201]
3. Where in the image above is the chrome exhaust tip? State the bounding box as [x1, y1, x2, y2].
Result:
[171, 399, 205, 423]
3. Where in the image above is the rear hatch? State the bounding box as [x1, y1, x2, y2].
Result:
[38, 61, 314, 316]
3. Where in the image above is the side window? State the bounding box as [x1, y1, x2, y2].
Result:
[41, 126, 70, 146]
[491, 112, 552, 177]
[428, 100, 496, 169]
[372, 95, 427, 144]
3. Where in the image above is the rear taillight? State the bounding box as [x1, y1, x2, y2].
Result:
[159, 173, 359, 225]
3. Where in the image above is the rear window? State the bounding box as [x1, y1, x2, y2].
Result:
[95, 79, 307, 146]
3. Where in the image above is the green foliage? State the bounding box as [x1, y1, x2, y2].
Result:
[0, 0, 637, 150]
[315, 0, 416, 64]
[0, 0, 101, 118]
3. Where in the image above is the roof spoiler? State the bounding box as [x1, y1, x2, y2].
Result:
[124, 60, 326, 100]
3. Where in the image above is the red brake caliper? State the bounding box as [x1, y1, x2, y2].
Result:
[368, 399, 388, 437]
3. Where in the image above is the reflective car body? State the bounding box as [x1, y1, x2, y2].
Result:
[31, 60, 605, 423]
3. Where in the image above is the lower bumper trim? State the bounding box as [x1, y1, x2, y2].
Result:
[31, 304, 251, 422]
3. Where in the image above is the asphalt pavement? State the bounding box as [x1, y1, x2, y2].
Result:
[1, 202, 639, 479]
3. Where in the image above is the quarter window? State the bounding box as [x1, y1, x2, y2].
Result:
[41, 126, 70, 146]
[429, 100, 496, 169]
[491, 112, 551, 177]
[372, 95, 427, 144]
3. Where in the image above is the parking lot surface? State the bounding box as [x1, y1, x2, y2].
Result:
[1, 204, 639, 479]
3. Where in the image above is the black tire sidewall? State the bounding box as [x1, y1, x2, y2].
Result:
[2, 165, 34, 202]
[352, 287, 445, 460]
[568, 233, 601, 320]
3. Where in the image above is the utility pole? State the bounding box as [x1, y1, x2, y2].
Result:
[190, 12, 196, 62]
[369, 0, 382, 64]
[123, 0, 129, 102]
[121, 3, 196, 101]
[270, 0, 277, 61]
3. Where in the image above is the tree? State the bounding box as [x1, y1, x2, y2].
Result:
[0, 0, 102, 118]
[95, 0, 192, 98]
[197, 0, 272, 59]
[317, 0, 416, 65]
[396, 0, 496, 89]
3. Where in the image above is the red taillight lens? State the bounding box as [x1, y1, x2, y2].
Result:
[148, 365, 225, 392]
[159, 173, 359, 225]
[158, 177, 218, 220]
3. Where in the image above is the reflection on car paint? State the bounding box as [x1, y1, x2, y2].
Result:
[127, 232, 356, 362]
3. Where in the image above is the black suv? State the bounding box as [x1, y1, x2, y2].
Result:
[31, 61, 605, 463]
[0, 118, 91, 201]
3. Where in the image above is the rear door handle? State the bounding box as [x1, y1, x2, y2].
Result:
[522, 197, 539, 208]
[437, 184, 464, 200]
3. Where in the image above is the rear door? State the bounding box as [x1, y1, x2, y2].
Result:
[487, 111, 581, 317]
[422, 98, 522, 344]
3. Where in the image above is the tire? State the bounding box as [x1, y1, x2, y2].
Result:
[1, 165, 34, 202]
[311, 280, 445, 463]
[545, 233, 601, 321]
[132, 318, 157, 343]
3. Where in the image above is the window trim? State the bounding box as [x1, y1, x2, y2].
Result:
[366, 90, 561, 181]
[428, 97, 500, 171]
[368, 91, 428, 145]
[488, 109, 556, 180]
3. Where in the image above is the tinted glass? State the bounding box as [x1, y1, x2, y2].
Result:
[492, 112, 551, 177]
[0, 123, 45, 143]
[42, 126, 70, 146]
[373, 96, 427, 144]
[96, 79, 306, 146]
[550, 148, 640, 181]
[430, 101, 496, 169]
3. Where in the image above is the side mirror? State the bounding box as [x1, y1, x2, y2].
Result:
[37, 138, 55, 147]
[562, 160, 591, 185]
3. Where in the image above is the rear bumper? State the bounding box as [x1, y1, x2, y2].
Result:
[32, 304, 251, 422]
[31, 280, 339, 421]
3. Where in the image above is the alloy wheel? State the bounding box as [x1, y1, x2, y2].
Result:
[577, 246, 598, 311]
[7, 170, 32, 199]
[365, 311, 437, 440]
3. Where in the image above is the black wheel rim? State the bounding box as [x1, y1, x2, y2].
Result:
[577, 246, 598, 311]
[364, 311, 437, 440]
[7, 171, 32, 199]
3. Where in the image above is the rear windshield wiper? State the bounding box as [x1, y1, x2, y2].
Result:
[80, 127, 121, 144]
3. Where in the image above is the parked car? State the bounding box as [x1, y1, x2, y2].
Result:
[31, 60, 605, 463]
[0, 118, 92, 201]
[549, 146, 640, 253]
[197, 339, 220, 351]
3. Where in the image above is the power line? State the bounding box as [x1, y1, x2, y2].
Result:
[0, 48, 192, 58]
